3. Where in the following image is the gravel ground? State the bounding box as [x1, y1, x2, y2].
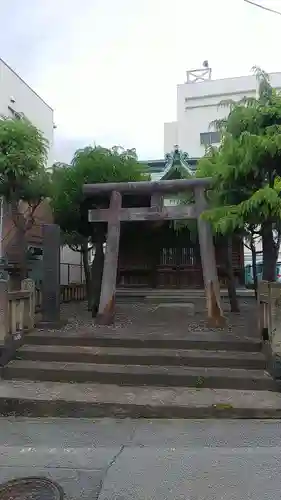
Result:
[35, 298, 259, 341]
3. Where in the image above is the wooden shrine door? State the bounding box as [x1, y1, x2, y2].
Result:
[156, 245, 203, 288]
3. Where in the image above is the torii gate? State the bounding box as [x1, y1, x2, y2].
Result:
[82, 178, 225, 327]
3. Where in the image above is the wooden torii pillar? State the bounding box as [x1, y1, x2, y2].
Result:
[83, 178, 225, 326]
[195, 186, 225, 327]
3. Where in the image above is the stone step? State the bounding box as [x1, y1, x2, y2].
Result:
[116, 288, 255, 298]
[2, 360, 275, 391]
[17, 345, 267, 369]
[0, 380, 279, 419]
[24, 333, 262, 352]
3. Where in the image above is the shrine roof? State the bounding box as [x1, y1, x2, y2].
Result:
[141, 148, 199, 181]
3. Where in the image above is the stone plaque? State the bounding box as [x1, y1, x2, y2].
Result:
[41, 224, 60, 324]
[21, 278, 35, 293]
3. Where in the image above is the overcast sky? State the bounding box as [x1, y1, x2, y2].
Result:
[1, 0, 281, 162]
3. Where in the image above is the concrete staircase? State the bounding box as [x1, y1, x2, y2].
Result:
[0, 332, 281, 418]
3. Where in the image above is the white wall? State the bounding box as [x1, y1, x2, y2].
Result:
[165, 72, 281, 157]
[60, 246, 84, 285]
[0, 58, 54, 165]
[164, 122, 178, 154]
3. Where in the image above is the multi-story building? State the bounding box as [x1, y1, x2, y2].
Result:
[0, 58, 54, 165]
[164, 64, 281, 157]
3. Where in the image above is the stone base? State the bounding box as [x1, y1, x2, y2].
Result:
[95, 313, 114, 326]
[262, 341, 281, 383]
[262, 327, 269, 342]
[37, 320, 67, 330]
[154, 303, 195, 315]
[271, 353, 281, 379]
[207, 316, 227, 328]
[0, 332, 26, 367]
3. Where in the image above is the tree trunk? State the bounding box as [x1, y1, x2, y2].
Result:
[261, 221, 277, 282]
[90, 235, 105, 317]
[10, 200, 28, 287]
[18, 227, 28, 281]
[225, 236, 240, 312]
[250, 239, 258, 300]
[81, 239, 91, 310]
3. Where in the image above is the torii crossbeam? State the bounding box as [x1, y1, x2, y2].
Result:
[83, 178, 225, 327]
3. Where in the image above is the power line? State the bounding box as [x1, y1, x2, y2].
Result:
[244, 0, 281, 15]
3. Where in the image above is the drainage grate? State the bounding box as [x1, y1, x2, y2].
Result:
[0, 477, 64, 500]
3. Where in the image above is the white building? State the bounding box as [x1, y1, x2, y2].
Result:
[164, 65, 281, 157]
[0, 58, 84, 284]
[0, 58, 54, 165]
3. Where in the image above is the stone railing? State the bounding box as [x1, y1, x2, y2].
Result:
[35, 283, 87, 311]
[0, 280, 87, 365]
[61, 283, 86, 302]
[8, 290, 35, 337]
[257, 281, 281, 378]
[0, 278, 36, 346]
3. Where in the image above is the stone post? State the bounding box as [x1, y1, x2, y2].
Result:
[0, 279, 8, 346]
[21, 278, 35, 330]
[40, 224, 61, 327]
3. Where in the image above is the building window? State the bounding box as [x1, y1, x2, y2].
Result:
[200, 131, 221, 146]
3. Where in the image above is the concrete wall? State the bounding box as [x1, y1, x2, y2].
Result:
[165, 72, 281, 157]
[0, 58, 54, 165]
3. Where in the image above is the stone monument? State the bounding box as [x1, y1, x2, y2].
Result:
[40, 224, 62, 327]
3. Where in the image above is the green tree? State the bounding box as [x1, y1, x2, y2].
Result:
[51, 145, 148, 315]
[197, 67, 281, 293]
[0, 117, 49, 281]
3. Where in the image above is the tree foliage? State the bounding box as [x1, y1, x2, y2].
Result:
[0, 117, 50, 280]
[50, 145, 149, 314]
[0, 116, 49, 200]
[51, 145, 148, 238]
[197, 67, 281, 282]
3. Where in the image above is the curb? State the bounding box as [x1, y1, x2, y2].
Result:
[0, 398, 281, 419]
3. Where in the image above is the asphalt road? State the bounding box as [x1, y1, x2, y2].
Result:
[0, 418, 281, 499]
